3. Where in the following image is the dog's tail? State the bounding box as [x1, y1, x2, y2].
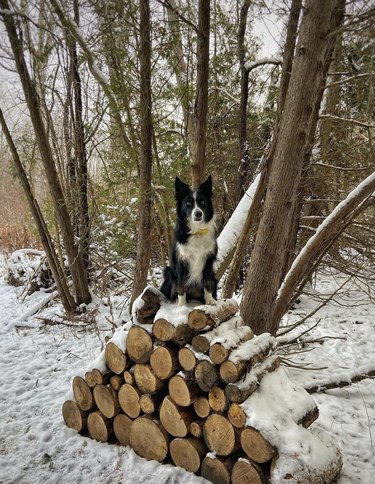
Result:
[159, 266, 173, 300]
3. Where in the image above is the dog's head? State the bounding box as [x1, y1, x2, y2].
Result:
[175, 175, 214, 226]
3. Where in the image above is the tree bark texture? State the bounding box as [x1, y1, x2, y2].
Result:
[131, 0, 153, 306]
[0, 0, 91, 305]
[191, 0, 210, 188]
[240, 0, 346, 335]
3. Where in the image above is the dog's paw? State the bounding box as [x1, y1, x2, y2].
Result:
[204, 291, 217, 306]
[177, 294, 187, 307]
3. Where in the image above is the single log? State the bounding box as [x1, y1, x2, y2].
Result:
[194, 397, 211, 418]
[127, 326, 153, 363]
[192, 315, 245, 353]
[220, 334, 276, 384]
[62, 400, 87, 432]
[118, 383, 141, 419]
[188, 299, 239, 331]
[153, 319, 193, 345]
[113, 412, 133, 446]
[170, 437, 207, 473]
[87, 410, 113, 443]
[195, 360, 219, 392]
[208, 386, 228, 413]
[299, 406, 319, 428]
[241, 427, 276, 463]
[93, 384, 120, 418]
[225, 355, 281, 403]
[139, 392, 165, 414]
[190, 419, 205, 438]
[136, 287, 163, 324]
[228, 403, 247, 429]
[159, 396, 194, 437]
[169, 373, 201, 407]
[110, 374, 125, 391]
[209, 326, 254, 365]
[231, 458, 266, 484]
[203, 414, 240, 456]
[134, 364, 163, 394]
[92, 368, 111, 385]
[105, 342, 128, 374]
[130, 416, 169, 462]
[201, 455, 236, 484]
[72, 376, 94, 411]
[178, 346, 198, 371]
[150, 345, 179, 380]
[84, 371, 96, 388]
[124, 369, 135, 385]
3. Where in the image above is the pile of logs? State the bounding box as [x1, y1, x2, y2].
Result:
[62, 287, 338, 484]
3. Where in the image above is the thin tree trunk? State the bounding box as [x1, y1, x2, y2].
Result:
[0, 1, 91, 305]
[0, 108, 76, 313]
[131, 0, 153, 305]
[240, 0, 346, 335]
[191, 0, 210, 188]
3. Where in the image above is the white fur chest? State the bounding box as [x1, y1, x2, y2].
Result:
[176, 227, 216, 286]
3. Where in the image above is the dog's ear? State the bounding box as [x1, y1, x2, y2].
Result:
[199, 175, 213, 197]
[175, 176, 190, 199]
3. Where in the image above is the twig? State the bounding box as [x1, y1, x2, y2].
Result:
[306, 369, 375, 393]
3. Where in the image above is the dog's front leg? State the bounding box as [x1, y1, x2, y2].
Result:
[203, 255, 217, 305]
[177, 262, 187, 307]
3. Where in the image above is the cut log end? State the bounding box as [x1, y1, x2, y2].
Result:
[231, 459, 266, 484]
[127, 325, 153, 363]
[72, 376, 94, 411]
[201, 455, 235, 484]
[113, 413, 133, 446]
[130, 416, 169, 462]
[178, 346, 197, 371]
[241, 427, 276, 463]
[150, 345, 178, 380]
[93, 384, 120, 419]
[203, 414, 238, 456]
[170, 437, 207, 473]
[118, 383, 141, 419]
[194, 397, 211, 418]
[169, 374, 201, 407]
[195, 360, 219, 392]
[105, 342, 127, 374]
[62, 400, 87, 432]
[208, 386, 228, 413]
[134, 363, 163, 394]
[228, 403, 247, 429]
[159, 396, 194, 438]
[87, 410, 112, 443]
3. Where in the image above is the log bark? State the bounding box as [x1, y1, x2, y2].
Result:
[241, 427, 276, 463]
[113, 412, 133, 446]
[127, 326, 153, 363]
[225, 355, 280, 403]
[134, 364, 163, 394]
[219, 335, 276, 384]
[209, 326, 254, 364]
[159, 396, 195, 438]
[191, 315, 245, 353]
[87, 410, 113, 443]
[93, 384, 120, 418]
[169, 373, 202, 407]
[62, 400, 87, 432]
[194, 397, 211, 418]
[170, 437, 207, 473]
[195, 360, 220, 392]
[135, 287, 162, 324]
[188, 299, 239, 331]
[130, 416, 169, 462]
[201, 455, 235, 484]
[105, 342, 129, 374]
[110, 374, 125, 391]
[203, 414, 240, 456]
[150, 345, 179, 380]
[72, 376, 94, 411]
[231, 458, 266, 484]
[153, 319, 193, 345]
[208, 386, 228, 413]
[118, 383, 141, 419]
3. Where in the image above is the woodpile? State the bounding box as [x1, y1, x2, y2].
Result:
[62, 286, 342, 484]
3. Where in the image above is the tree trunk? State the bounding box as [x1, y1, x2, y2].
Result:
[0, 1, 91, 305]
[191, 0, 210, 188]
[131, 0, 153, 305]
[240, 0, 346, 335]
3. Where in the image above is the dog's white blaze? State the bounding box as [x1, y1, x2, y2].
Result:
[176, 219, 216, 286]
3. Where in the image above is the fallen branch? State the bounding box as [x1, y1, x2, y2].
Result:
[306, 367, 375, 393]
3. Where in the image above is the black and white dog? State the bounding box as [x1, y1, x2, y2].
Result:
[160, 175, 218, 306]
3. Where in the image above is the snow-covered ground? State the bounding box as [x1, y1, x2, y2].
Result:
[0, 256, 374, 483]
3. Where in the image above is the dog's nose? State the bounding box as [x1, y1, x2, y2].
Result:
[194, 210, 203, 220]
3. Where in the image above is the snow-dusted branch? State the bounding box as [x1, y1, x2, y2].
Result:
[305, 366, 375, 394]
[319, 114, 375, 129]
[244, 57, 282, 72]
[324, 72, 374, 89]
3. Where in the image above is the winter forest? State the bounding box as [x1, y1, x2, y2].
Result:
[0, 0, 374, 483]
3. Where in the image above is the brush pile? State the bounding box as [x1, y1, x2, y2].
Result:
[62, 286, 342, 484]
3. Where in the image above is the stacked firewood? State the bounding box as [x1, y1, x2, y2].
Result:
[62, 287, 322, 484]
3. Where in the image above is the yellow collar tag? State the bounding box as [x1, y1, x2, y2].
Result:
[190, 228, 210, 236]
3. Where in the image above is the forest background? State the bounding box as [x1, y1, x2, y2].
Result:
[0, 0, 374, 336]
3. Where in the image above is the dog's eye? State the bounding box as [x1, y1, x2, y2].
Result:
[200, 200, 206, 206]
[186, 200, 193, 208]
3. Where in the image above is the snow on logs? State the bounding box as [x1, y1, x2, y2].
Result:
[62, 287, 342, 484]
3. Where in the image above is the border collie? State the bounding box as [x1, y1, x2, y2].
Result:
[160, 175, 218, 306]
